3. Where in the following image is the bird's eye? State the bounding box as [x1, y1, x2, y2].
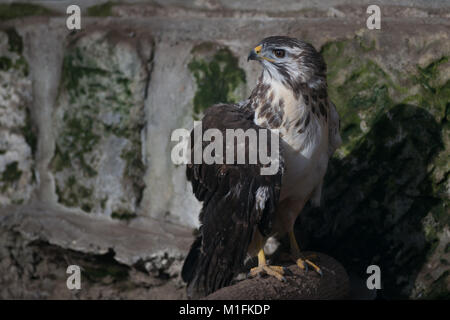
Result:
[273, 49, 285, 58]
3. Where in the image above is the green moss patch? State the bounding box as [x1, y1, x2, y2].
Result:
[0, 28, 34, 205]
[6, 28, 23, 54]
[82, 249, 129, 283]
[404, 56, 450, 122]
[0, 3, 54, 21]
[0, 56, 12, 71]
[1, 162, 22, 183]
[21, 107, 37, 156]
[188, 46, 246, 116]
[111, 209, 137, 221]
[0, 28, 28, 76]
[86, 2, 117, 17]
[423, 271, 450, 299]
[321, 39, 398, 156]
[55, 178, 94, 213]
[51, 33, 147, 218]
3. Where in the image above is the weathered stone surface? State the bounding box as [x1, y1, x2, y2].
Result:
[91, 1, 450, 19]
[0, 202, 192, 299]
[0, 228, 186, 299]
[50, 28, 152, 219]
[0, 28, 35, 206]
[142, 40, 247, 227]
[141, 39, 199, 227]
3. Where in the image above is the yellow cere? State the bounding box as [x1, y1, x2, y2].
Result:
[253, 45, 275, 62]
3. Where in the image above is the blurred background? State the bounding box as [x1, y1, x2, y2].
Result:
[0, 0, 448, 299]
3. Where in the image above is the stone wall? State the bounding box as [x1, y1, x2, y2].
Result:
[0, 1, 448, 299]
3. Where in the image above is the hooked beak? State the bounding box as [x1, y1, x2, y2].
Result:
[247, 45, 262, 61]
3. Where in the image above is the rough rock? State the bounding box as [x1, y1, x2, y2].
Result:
[205, 252, 350, 300]
[0, 202, 192, 299]
[50, 28, 152, 219]
[142, 40, 248, 226]
[0, 227, 187, 299]
[0, 27, 35, 206]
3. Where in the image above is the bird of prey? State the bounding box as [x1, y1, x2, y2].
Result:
[181, 36, 342, 299]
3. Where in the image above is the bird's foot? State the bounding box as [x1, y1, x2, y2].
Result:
[248, 264, 287, 282]
[292, 254, 323, 276]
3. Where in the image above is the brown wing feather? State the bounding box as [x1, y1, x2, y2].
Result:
[182, 103, 284, 298]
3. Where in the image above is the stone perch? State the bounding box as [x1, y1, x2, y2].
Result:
[204, 252, 349, 300]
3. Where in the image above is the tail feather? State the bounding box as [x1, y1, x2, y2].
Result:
[181, 236, 202, 284]
[181, 233, 241, 299]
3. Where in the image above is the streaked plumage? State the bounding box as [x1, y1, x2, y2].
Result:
[182, 36, 342, 298]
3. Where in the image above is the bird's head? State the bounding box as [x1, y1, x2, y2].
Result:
[248, 36, 327, 90]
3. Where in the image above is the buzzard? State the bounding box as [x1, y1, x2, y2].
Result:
[181, 36, 342, 298]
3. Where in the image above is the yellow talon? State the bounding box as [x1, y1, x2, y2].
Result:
[305, 259, 322, 276]
[249, 249, 286, 281]
[249, 265, 286, 281]
[266, 265, 284, 274]
[296, 258, 307, 270]
[290, 231, 323, 276]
